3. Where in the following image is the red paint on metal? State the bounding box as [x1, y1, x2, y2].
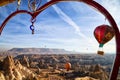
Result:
[0, 0, 120, 79]
[0, 10, 32, 35]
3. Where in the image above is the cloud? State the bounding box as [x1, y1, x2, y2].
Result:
[47, 0, 88, 39]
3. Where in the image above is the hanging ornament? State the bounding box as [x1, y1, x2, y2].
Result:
[31, 1, 36, 12]
[94, 24, 115, 55]
[17, 0, 21, 10]
[30, 25, 34, 34]
[28, 0, 42, 12]
[30, 18, 36, 34]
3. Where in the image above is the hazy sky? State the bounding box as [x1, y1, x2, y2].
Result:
[0, 0, 120, 53]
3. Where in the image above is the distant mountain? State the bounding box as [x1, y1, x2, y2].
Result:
[7, 48, 72, 56]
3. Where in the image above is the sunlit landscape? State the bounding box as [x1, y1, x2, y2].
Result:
[0, 48, 115, 80]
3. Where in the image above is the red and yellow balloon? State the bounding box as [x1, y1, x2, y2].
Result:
[94, 24, 115, 55]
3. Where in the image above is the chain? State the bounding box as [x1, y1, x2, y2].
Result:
[30, 18, 36, 34]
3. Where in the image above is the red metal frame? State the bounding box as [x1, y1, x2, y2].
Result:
[0, 0, 120, 79]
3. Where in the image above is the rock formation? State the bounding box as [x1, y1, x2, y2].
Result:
[89, 64, 108, 80]
[0, 56, 38, 80]
[20, 55, 30, 67]
[75, 76, 99, 80]
[0, 72, 5, 80]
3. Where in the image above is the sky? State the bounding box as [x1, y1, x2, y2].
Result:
[0, 0, 120, 53]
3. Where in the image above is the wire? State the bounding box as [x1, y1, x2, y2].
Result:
[36, 0, 42, 9]
[104, 17, 107, 24]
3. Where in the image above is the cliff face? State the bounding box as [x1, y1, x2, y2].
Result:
[0, 56, 38, 80]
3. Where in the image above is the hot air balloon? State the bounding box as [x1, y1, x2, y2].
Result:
[94, 24, 115, 55]
[65, 62, 71, 71]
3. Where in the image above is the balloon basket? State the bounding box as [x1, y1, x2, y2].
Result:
[97, 50, 104, 55]
[97, 44, 104, 55]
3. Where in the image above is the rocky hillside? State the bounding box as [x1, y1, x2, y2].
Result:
[0, 56, 38, 80]
[0, 54, 109, 80]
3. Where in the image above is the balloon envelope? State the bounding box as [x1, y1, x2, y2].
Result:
[65, 62, 71, 71]
[94, 25, 115, 47]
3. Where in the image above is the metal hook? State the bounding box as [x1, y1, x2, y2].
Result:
[31, 18, 36, 24]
